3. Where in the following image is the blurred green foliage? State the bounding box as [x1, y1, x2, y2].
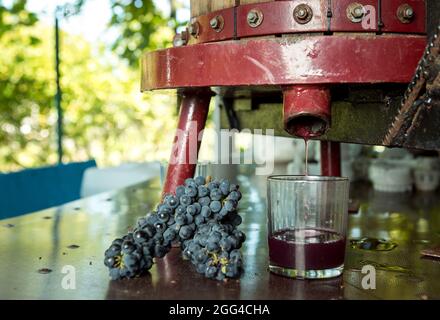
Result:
[0, 0, 180, 172]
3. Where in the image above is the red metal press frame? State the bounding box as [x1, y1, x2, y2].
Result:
[144, 0, 428, 192]
[162, 89, 213, 196]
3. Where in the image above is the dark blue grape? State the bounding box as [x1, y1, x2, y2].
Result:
[206, 241, 220, 252]
[175, 185, 186, 198]
[220, 237, 233, 251]
[175, 214, 187, 226]
[210, 200, 222, 213]
[205, 266, 218, 279]
[215, 271, 226, 281]
[163, 228, 177, 243]
[194, 176, 206, 186]
[198, 196, 211, 206]
[201, 206, 212, 218]
[145, 212, 158, 226]
[165, 195, 179, 209]
[231, 214, 242, 227]
[186, 205, 197, 216]
[179, 225, 194, 240]
[185, 213, 194, 224]
[197, 185, 209, 197]
[195, 215, 205, 226]
[193, 202, 202, 214]
[210, 188, 223, 201]
[228, 190, 242, 201]
[229, 184, 239, 192]
[185, 186, 198, 197]
[154, 222, 167, 234]
[233, 230, 246, 243]
[133, 230, 149, 244]
[196, 263, 207, 274]
[225, 263, 240, 278]
[180, 195, 192, 206]
[136, 217, 148, 229]
[176, 205, 187, 215]
[185, 178, 198, 188]
[143, 224, 156, 238]
[218, 207, 229, 218]
[219, 179, 230, 196]
[122, 241, 136, 254]
[158, 211, 170, 223]
[207, 181, 219, 191]
[224, 200, 237, 212]
[154, 244, 168, 258]
[227, 235, 240, 249]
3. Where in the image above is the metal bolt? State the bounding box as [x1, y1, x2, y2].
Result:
[247, 9, 263, 28]
[404, 7, 414, 19]
[293, 4, 313, 24]
[353, 6, 364, 19]
[210, 17, 220, 29]
[347, 3, 364, 22]
[189, 21, 200, 37]
[209, 15, 224, 32]
[397, 4, 414, 23]
[297, 8, 307, 19]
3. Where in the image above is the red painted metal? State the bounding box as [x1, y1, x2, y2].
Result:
[186, 0, 425, 45]
[188, 8, 235, 45]
[381, 0, 426, 34]
[162, 89, 213, 196]
[330, 0, 378, 32]
[141, 35, 426, 91]
[320, 141, 341, 177]
[236, 0, 326, 39]
[283, 85, 331, 137]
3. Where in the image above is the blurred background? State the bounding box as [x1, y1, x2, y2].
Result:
[1, 0, 439, 220]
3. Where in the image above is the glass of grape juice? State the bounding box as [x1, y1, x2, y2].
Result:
[267, 175, 349, 279]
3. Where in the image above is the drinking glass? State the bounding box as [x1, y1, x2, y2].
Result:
[267, 175, 349, 279]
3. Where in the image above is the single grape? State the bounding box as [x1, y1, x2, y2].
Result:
[185, 186, 198, 197]
[194, 176, 206, 186]
[219, 179, 230, 196]
[197, 185, 209, 197]
[165, 195, 179, 209]
[175, 185, 186, 198]
[180, 195, 192, 206]
[185, 213, 194, 224]
[205, 266, 218, 279]
[210, 200, 222, 213]
[198, 196, 211, 207]
[179, 225, 194, 240]
[210, 188, 223, 201]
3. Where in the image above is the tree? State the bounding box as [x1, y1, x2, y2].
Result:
[0, 20, 177, 172]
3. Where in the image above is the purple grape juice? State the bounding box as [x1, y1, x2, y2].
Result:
[268, 228, 346, 271]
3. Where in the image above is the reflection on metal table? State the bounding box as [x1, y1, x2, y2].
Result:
[0, 173, 439, 300]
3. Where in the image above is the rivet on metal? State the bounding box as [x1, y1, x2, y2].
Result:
[347, 3, 365, 23]
[247, 9, 264, 28]
[189, 21, 200, 38]
[397, 4, 415, 24]
[293, 4, 313, 24]
[210, 15, 224, 32]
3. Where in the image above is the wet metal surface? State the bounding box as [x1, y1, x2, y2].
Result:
[0, 174, 439, 300]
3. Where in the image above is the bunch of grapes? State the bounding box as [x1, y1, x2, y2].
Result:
[104, 176, 245, 281]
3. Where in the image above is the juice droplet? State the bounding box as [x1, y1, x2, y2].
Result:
[350, 237, 397, 251]
[38, 268, 52, 274]
[304, 139, 309, 176]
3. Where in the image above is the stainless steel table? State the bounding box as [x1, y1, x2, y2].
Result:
[1, 174, 439, 300]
